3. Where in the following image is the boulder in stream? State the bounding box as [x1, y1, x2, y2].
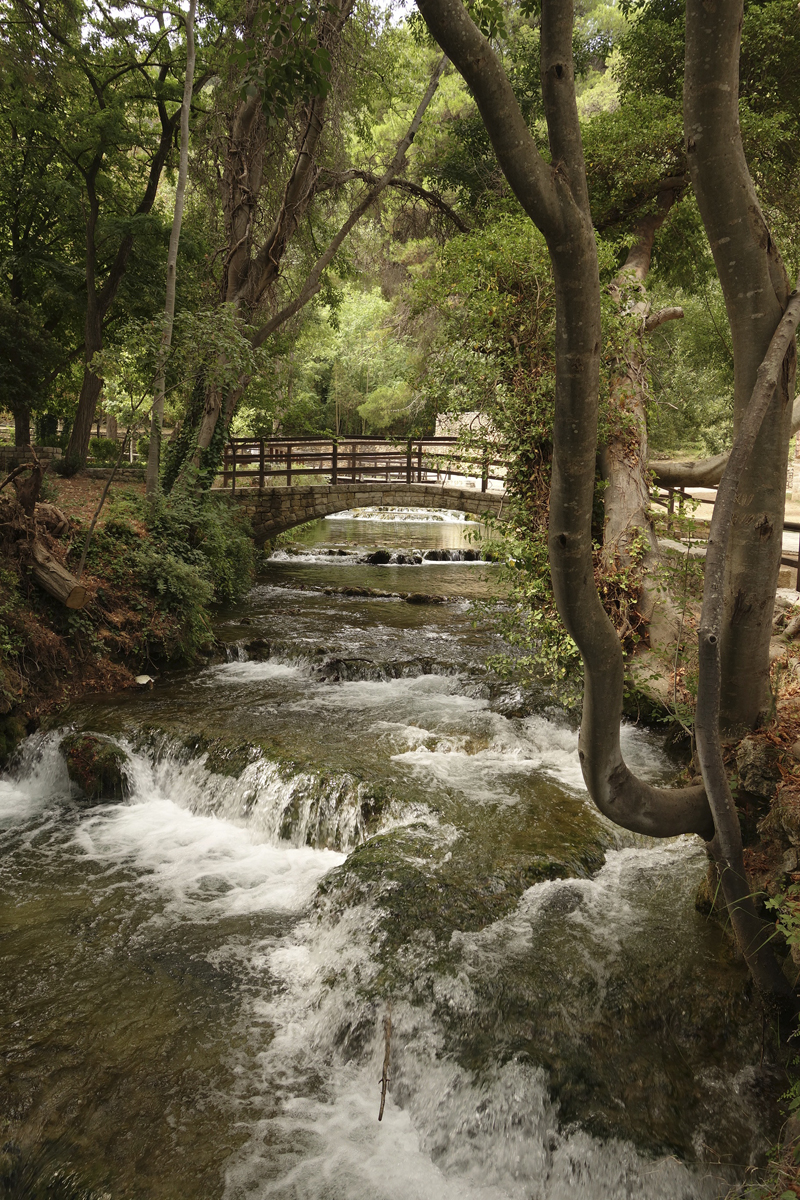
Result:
[365, 550, 391, 565]
[60, 733, 129, 803]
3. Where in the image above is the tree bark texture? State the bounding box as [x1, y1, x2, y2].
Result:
[147, 0, 197, 496]
[694, 275, 800, 1005]
[685, 0, 796, 733]
[415, 0, 712, 839]
[30, 539, 87, 609]
[13, 405, 31, 447]
[600, 186, 683, 626]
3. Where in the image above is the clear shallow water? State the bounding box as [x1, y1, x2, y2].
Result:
[0, 511, 778, 1198]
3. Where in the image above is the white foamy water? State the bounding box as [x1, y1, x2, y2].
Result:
[0, 732, 72, 823]
[220, 848, 731, 1200]
[205, 660, 306, 683]
[376, 708, 669, 798]
[327, 507, 475, 523]
[72, 798, 343, 922]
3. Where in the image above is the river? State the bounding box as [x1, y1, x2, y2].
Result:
[0, 509, 780, 1199]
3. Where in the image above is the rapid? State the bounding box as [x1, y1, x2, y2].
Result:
[0, 510, 778, 1199]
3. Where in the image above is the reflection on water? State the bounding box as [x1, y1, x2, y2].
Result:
[0, 510, 776, 1200]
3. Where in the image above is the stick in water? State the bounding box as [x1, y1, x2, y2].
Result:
[378, 1012, 391, 1121]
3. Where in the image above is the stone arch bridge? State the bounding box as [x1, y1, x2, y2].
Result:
[221, 483, 507, 545]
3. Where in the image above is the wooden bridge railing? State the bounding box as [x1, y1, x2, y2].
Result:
[220, 436, 507, 493]
[653, 484, 800, 589]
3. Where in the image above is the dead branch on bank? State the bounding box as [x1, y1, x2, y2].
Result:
[378, 1011, 392, 1122]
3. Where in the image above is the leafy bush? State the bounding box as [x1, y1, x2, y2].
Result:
[88, 436, 119, 465]
[137, 487, 255, 605]
[132, 546, 214, 653]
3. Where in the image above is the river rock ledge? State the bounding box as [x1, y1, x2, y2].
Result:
[60, 732, 129, 803]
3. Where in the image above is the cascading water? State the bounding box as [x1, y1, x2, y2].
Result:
[0, 510, 778, 1199]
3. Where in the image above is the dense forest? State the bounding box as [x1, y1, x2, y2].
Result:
[2, 0, 800, 1192]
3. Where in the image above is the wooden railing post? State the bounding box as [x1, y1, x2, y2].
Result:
[259, 439, 265, 489]
[350, 441, 356, 482]
[231, 441, 237, 493]
[406, 439, 412, 484]
[416, 441, 422, 483]
[286, 443, 292, 486]
[331, 439, 338, 484]
[481, 449, 489, 493]
[223, 443, 230, 489]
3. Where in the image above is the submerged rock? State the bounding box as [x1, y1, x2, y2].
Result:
[61, 733, 128, 803]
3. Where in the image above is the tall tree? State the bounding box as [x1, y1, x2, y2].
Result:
[3, 0, 209, 471]
[411, 0, 797, 1003]
[147, 0, 198, 495]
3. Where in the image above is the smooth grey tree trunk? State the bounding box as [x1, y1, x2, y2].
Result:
[685, 0, 796, 734]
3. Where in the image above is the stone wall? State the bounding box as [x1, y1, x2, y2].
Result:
[0, 445, 62, 472]
[220, 482, 506, 544]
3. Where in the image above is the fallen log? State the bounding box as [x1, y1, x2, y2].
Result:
[30, 539, 88, 610]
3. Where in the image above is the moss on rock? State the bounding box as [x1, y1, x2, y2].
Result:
[60, 733, 128, 803]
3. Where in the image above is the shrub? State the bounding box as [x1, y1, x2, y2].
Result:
[88, 436, 119, 465]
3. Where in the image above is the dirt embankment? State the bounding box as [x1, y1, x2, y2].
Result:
[0, 471, 197, 760]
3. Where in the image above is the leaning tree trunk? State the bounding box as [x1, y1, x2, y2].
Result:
[685, 0, 796, 734]
[415, 0, 797, 1005]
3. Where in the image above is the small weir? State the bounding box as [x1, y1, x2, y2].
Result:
[0, 509, 779, 1199]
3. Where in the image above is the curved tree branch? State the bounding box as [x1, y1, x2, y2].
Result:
[416, 0, 713, 839]
[694, 273, 800, 1004]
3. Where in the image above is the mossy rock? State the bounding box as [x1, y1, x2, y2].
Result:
[60, 733, 128, 803]
[0, 711, 27, 767]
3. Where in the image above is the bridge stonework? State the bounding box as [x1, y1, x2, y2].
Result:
[221, 483, 506, 544]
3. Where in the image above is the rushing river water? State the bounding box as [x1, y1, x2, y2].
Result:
[0, 511, 782, 1199]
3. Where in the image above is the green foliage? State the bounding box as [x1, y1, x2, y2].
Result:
[134, 487, 255, 607]
[644, 281, 734, 455]
[234, 0, 336, 125]
[0, 562, 23, 665]
[88, 437, 119, 465]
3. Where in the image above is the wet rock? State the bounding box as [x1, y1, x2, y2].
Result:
[405, 592, 445, 605]
[365, 550, 391, 565]
[736, 737, 780, 799]
[245, 637, 270, 658]
[61, 733, 128, 803]
[423, 549, 443, 561]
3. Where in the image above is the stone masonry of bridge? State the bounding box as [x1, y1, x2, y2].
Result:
[220, 483, 506, 544]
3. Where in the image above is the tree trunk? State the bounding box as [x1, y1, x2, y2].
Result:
[30, 539, 87, 609]
[601, 192, 680, 559]
[685, 0, 796, 734]
[13, 405, 31, 448]
[148, 0, 197, 496]
[693, 277, 800, 1007]
[414, 0, 713, 839]
[600, 188, 683, 628]
[67, 344, 104, 471]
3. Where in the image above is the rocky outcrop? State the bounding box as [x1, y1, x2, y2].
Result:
[60, 733, 129, 803]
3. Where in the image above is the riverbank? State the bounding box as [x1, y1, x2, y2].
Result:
[0, 471, 254, 762]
